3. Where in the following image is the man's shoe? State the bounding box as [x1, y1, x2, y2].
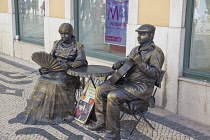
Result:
[99, 131, 120, 140]
[87, 122, 105, 131]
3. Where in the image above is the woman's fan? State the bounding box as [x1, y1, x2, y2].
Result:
[31, 51, 65, 71]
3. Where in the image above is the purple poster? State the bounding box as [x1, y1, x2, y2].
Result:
[105, 0, 129, 46]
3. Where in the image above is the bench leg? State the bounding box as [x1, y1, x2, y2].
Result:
[130, 115, 142, 135]
[141, 115, 155, 130]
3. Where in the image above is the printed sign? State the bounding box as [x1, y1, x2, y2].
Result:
[74, 77, 106, 123]
[74, 100, 93, 123]
[105, 0, 129, 46]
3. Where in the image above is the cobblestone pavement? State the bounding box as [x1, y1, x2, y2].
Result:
[1, 53, 210, 140]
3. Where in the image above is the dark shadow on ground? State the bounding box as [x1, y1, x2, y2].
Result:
[0, 77, 33, 84]
[0, 70, 27, 79]
[145, 112, 210, 140]
[68, 122, 102, 140]
[51, 125, 84, 140]
[10, 113, 100, 140]
[0, 83, 24, 97]
[120, 120, 152, 140]
[0, 57, 36, 72]
[16, 127, 59, 140]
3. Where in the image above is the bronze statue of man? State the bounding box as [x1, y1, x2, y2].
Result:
[88, 24, 165, 140]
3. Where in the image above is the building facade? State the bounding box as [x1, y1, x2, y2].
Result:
[1, 0, 210, 125]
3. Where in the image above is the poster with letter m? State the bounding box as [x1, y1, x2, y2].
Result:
[105, 0, 129, 46]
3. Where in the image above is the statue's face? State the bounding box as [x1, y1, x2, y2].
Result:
[60, 33, 72, 43]
[137, 32, 151, 45]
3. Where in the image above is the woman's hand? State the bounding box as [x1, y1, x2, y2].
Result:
[61, 63, 70, 70]
[39, 68, 49, 75]
[69, 61, 82, 68]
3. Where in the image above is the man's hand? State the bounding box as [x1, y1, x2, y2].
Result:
[132, 53, 142, 64]
[112, 60, 124, 70]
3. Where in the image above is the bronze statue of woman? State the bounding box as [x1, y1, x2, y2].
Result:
[18, 23, 88, 124]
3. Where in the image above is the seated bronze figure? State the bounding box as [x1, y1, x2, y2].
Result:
[88, 24, 165, 140]
[19, 23, 88, 124]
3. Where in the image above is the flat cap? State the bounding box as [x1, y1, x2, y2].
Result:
[135, 24, 156, 33]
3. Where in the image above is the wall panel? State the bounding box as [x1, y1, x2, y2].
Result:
[50, 0, 65, 18]
[0, 0, 8, 13]
[138, 0, 170, 26]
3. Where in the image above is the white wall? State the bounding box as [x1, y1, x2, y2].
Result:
[178, 78, 210, 125]
[13, 41, 44, 62]
[0, 13, 14, 56]
[0, 0, 18, 56]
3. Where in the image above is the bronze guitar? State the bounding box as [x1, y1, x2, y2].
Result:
[108, 49, 148, 84]
[108, 58, 135, 84]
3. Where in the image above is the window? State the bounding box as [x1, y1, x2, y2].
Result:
[183, 0, 210, 82]
[15, 0, 45, 46]
[75, 0, 128, 62]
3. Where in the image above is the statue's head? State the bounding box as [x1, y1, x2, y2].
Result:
[59, 23, 74, 43]
[135, 24, 155, 45]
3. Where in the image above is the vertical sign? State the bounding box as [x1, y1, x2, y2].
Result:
[74, 77, 106, 123]
[105, 0, 129, 46]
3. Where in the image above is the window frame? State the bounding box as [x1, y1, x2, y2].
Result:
[73, 0, 125, 62]
[14, 0, 44, 46]
[183, 0, 210, 82]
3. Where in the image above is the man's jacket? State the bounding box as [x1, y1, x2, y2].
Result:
[122, 42, 165, 100]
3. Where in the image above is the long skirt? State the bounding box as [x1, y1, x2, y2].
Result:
[19, 74, 78, 125]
